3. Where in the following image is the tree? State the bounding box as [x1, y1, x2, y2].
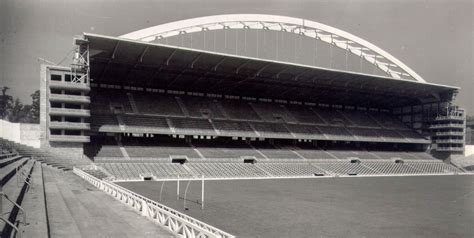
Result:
[0, 87, 13, 119]
[7, 98, 27, 122]
[28, 90, 40, 123]
[0, 88, 39, 123]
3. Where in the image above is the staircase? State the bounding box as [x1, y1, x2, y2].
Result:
[115, 115, 126, 131]
[126, 93, 139, 113]
[117, 140, 130, 159]
[0, 138, 91, 171]
[175, 97, 190, 117]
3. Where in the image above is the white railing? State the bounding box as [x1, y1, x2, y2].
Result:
[73, 167, 234, 238]
[430, 123, 464, 129]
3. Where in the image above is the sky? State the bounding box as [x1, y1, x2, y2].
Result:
[0, 0, 472, 113]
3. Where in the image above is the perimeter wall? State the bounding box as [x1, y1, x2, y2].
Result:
[0, 119, 41, 148]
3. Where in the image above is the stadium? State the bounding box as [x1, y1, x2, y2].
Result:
[1, 14, 473, 237]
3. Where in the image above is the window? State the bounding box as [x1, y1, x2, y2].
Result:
[50, 116, 62, 122]
[50, 102, 62, 108]
[64, 130, 81, 135]
[64, 103, 81, 109]
[64, 74, 72, 82]
[64, 117, 81, 122]
[51, 74, 61, 81]
[50, 129, 62, 135]
[50, 89, 62, 94]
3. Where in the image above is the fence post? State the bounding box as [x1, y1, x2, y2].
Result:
[141, 200, 148, 217]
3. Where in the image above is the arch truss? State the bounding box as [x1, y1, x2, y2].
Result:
[120, 14, 425, 82]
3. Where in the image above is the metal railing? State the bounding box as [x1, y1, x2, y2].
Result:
[73, 167, 234, 238]
[0, 217, 20, 238]
[0, 192, 26, 226]
[16, 167, 32, 190]
[430, 123, 465, 129]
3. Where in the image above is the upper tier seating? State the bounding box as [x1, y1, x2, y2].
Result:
[339, 111, 380, 128]
[121, 115, 172, 134]
[285, 105, 326, 124]
[181, 96, 227, 119]
[251, 122, 292, 138]
[134, 94, 184, 116]
[91, 114, 119, 131]
[212, 120, 257, 137]
[315, 109, 353, 126]
[219, 100, 261, 121]
[349, 128, 383, 142]
[318, 126, 353, 140]
[370, 113, 407, 129]
[250, 103, 296, 122]
[285, 124, 326, 140]
[170, 117, 216, 135]
[89, 89, 428, 143]
[90, 90, 133, 113]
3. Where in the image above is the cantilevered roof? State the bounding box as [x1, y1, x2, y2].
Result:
[83, 33, 458, 108]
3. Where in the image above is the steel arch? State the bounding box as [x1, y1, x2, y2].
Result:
[120, 14, 425, 82]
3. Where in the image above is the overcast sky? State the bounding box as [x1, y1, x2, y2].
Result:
[1, 0, 472, 113]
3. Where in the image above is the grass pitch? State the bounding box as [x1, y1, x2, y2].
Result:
[119, 175, 473, 238]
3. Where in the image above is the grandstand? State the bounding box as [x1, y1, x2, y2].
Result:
[33, 28, 466, 184]
[61, 31, 464, 182]
[2, 14, 471, 238]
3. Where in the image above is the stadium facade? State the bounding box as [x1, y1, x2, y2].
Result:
[37, 15, 466, 180]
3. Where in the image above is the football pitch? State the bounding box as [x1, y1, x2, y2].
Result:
[118, 175, 473, 238]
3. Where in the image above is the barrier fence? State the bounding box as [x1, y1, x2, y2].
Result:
[73, 167, 234, 238]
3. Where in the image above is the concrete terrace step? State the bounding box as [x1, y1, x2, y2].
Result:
[42, 165, 82, 237]
[0, 157, 29, 186]
[42, 166, 175, 237]
[0, 156, 24, 169]
[19, 162, 48, 238]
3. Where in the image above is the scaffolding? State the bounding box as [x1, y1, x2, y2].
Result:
[71, 37, 90, 84]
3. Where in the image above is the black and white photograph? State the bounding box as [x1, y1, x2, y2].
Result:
[0, 0, 473, 237]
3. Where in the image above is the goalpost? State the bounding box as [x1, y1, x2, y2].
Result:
[178, 174, 205, 210]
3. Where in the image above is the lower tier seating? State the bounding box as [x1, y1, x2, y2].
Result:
[257, 163, 326, 177]
[96, 160, 462, 180]
[187, 163, 268, 178]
